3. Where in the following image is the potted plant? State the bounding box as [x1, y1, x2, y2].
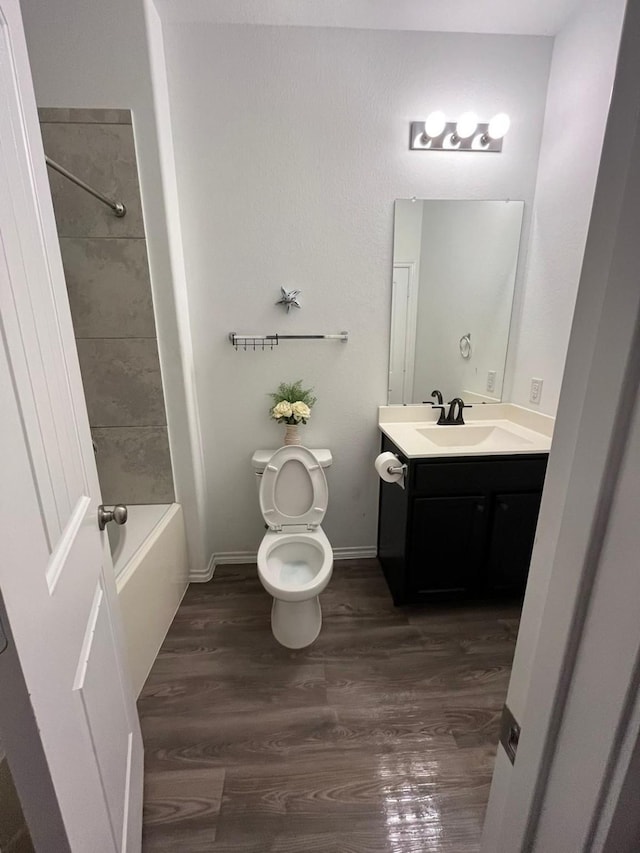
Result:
[269, 380, 317, 445]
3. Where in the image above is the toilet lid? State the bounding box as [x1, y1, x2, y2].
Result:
[259, 446, 328, 531]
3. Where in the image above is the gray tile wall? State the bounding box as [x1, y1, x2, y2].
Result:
[40, 108, 174, 504]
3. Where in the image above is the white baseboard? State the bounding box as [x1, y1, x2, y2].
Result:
[332, 545, 378, 561]
[189, 555, 216, 583]
[191, 545, 378, 582]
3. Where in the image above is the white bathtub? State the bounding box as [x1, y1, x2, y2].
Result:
[109, 503, 189, 696]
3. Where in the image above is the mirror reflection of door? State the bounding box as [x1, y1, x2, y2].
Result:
[389, 263, 416, 403]
[390, 199, 525, 404]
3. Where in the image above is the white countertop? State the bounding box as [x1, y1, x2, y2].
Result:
[378, 403, 553, 459]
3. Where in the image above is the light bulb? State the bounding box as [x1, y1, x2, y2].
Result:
[455, 112, 478, 140]
[424, 111, 447, 138]
[487, 113, 511, 140]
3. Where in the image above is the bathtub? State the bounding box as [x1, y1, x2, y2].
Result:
[109, 503, 189, 696]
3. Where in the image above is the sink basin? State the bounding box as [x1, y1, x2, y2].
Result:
[416, 424, 534, 450]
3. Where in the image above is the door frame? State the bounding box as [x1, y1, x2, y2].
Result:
[390, 261, 417, 403]
[482, 2, 640, 848]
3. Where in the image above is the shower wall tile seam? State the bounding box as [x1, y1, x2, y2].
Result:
[38, 108, 132, 125]
[58, 236, 147, 241]
[41, 121, 133, 126]
[74, 336, 158, 341]
[88, 424, 168, 429]
[56, 235, 147, 241]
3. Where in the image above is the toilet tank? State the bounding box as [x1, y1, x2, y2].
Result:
[251, 449, 332, 492]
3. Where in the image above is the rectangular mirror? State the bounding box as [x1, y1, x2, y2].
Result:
[389, 199, 524, 404]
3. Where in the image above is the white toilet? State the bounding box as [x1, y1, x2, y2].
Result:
[252, 446, 333, 648]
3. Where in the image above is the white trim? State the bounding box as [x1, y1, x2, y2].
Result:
[142, 0, 209, 578]
[333, 546, 378, 560]
[153, 0, 579, 37]
[194, 545, 379, 582]
[191, 553, 217, 583]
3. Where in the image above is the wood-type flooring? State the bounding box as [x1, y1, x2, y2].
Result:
[139, 560, 520, 852]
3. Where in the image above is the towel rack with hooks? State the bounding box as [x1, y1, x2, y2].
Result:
[228, 332, 348, 350]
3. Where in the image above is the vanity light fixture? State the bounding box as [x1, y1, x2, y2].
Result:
[481, 112, 511, 144]
[410, 112, 510, 153]
[422, 111, 447, 141]
[451, 112, 478, 144]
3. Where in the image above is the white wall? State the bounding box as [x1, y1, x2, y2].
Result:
[162, 23, 552, 558]
[19, 0, 208, 575]
[508, 0, 626, 414]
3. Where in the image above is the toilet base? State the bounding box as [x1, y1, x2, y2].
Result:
[271, 596, 322, 649]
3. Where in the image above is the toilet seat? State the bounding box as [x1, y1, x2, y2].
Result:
[259, 445, 328, 531]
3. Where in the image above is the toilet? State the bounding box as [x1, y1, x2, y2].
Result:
[252, 446, 333, 648]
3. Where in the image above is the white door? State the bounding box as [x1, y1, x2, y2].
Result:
[482, 3, 640, 849]
[0, 2, 143, 851]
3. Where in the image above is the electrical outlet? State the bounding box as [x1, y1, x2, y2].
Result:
[530, 377, 543, 404]
[487, 371, 497, 393]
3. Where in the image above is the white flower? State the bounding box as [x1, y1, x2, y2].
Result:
[272, 400, 293, 420]
[291, 401, 311, 422]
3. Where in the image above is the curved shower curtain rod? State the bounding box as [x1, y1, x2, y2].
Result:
[45, 155, 126, 218]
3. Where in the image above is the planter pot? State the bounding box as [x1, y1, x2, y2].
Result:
[284, 423, 302, 446]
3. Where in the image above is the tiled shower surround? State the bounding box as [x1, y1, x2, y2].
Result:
[39, 108, 174, 504]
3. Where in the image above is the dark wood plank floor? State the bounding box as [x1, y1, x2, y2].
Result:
[138, 560, 520, 852]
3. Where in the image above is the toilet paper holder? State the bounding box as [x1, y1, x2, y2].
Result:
[375, 451, 408, 489]
[387, 461, 407, 489]
[387, 463, 407, 476]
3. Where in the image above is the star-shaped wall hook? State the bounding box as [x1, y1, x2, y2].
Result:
[276, 287, 302, 312]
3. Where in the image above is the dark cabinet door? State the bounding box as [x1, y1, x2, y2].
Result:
[409, 496, 487, 595]
[487, 492, 542, 593]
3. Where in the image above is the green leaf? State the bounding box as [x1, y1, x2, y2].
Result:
[268, 379, 317, 409]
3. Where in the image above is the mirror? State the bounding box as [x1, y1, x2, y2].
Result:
[389, 199, 524, 404]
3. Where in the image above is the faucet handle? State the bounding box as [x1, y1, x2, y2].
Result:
[447, 398, 471, 424]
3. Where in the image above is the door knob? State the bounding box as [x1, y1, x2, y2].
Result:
[98, 504, 128, 531]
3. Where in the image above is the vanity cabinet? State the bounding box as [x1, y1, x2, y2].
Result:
[377, 436, 548, 604]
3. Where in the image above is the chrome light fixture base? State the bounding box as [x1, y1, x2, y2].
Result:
[410, 121, 503, 152]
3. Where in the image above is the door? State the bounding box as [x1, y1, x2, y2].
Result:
[482, 4, 640, 848]
[0, 2, 143, 851]
[486, 492, 542, 594]
[409, 495, 486, 594]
